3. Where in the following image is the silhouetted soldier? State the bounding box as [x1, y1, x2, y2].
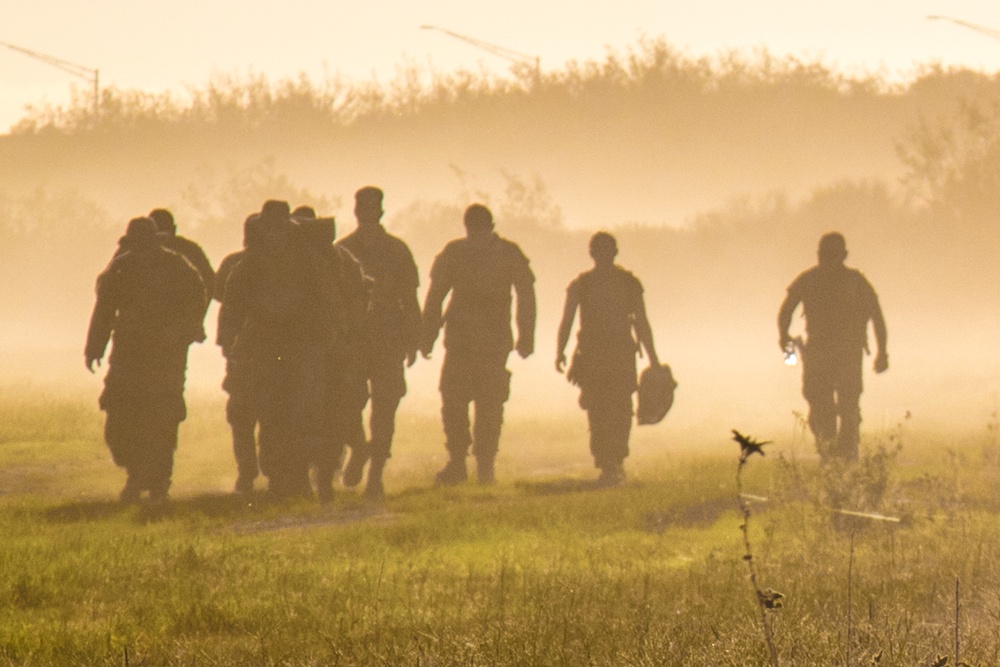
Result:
[214, 213, 264, 494]
[148, 208, 216, 300]
[218, 200, 312, 499]
[556, 232, 660, 486]
[219, 201, 367, 501]
[421, 204, 536, 485]
[778, 232, 888, 460]
[85, 216, 207, 504]
[337, 187, 421, 500]
[291, 205, 369, 503]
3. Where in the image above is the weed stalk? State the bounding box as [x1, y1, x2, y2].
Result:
[733, 429, 781, 666]
[847, 531, 855, 667]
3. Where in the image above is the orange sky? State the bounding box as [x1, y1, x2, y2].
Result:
[1, 1, 999, 132]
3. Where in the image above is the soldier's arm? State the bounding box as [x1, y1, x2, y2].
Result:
[185, 263, 209, 344]
[217, 260, 251, 354]
[777, 290, 801, 353]
[85, 271, 117, 371]
[633, 293, 660, 368]
[420, 278, 449, 358]
[403, 290, 422, 365]
[189, 245, 216, 299]
[555, 284, 579, 373]
[402, 250, 423, 364]
[513, 257, 536, 359]
[213, 254, 238, 303]
[870, 289, 888, 373]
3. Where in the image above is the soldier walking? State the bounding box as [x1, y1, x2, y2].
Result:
[556, 232, 660, 486]
[85, 217, 207, 504]
[778, 232, 889, 460]
[214, 213, 264, 494]
[337, 187, 422, 500]
[219, 201, 367, 501]
[421, 204, 536, 485]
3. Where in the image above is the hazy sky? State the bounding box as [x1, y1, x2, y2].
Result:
[1, 1, 999, 132]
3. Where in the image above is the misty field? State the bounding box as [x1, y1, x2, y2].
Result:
[3, 37, 1000, 666]
[1, 392, 1000, 666]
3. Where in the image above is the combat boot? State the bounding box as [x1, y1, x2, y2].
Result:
[435, 457, 468, 486]
[342, 443, 370, 488]
[476, 456, 496, 485]
[119, 476, 142, 505]
[364, 457, 386, 501]
[234, 473, 256, 496]
[596, 462, 626, 488]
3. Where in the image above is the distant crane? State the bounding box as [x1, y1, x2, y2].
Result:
[420, 25, 540, 78]
[927, 15, 1000, 42]
[1, 39, 99, 117]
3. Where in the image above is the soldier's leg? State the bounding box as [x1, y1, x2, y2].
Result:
[227, 394, 258, 493]
[802, 356, 837, 458]
[436, 353, 473, 485]
[806, 393, 837, 457]
[437, 391, 472, 484]
[105, 409, 142, 503]
[834, 354, 865, 461]
[274, 435, 313, 500]
[258, 415, 308, 500]
[341, 353, 373, 489]
[256, 419, 279, 481]
[146, 417, 180, 502]
[369, 394, 402, 461]
[254, 352, 294, 498]
[586, 408, 609, 469]
[588, 402, 631, 486]
[364, 393, 401, 498]
[472, 398, 504, 484]
[273, 352, 320, 501]
[313, 437, 345, 504]
[363, 360, 406, 498]
[837, 391, 861, 461]
[340, 402, 370, 488]
[471, 362, 510, 485]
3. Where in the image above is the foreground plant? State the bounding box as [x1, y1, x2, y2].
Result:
[733, 429, 782, 666]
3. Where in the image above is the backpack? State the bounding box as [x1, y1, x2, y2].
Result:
[636, 363, 678, 425]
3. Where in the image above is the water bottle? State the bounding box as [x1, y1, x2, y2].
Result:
[783, 341, 798, 366]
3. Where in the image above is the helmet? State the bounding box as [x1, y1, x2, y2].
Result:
[636, 363, 678, 425]
[148, 208, 175, 234]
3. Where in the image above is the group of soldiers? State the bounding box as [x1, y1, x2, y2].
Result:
[85, 187, 889, 506]
[85, 190, 540, 505]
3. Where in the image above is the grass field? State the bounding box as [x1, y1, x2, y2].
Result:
[1, 390, 999, 666]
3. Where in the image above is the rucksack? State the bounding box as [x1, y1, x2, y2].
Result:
[636, 363, 678, 425]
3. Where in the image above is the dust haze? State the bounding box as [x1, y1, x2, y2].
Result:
[2, 40, 999, 450]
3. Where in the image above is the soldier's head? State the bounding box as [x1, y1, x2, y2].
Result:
[589, 231, 618, 267]
[463, 204, 494, 237]
[260, 200, 291, 222]
[243, 213, 264, 248]
[292, 205, 336, 244]
[354, 186, 384, 226]
[818, 232, 848, 267]
[126, 216, 159, 251]
[148, 208, 175, 236]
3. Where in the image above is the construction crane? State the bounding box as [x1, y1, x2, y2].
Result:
[1, 40, 99, 117]
[927, 15, 1000, 42]
[420, 25, 540, 78]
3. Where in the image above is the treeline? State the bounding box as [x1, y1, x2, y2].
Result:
[5, 38, 1000, 229]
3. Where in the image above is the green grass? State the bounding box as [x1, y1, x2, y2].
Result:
[1, 394, 1000, 665]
